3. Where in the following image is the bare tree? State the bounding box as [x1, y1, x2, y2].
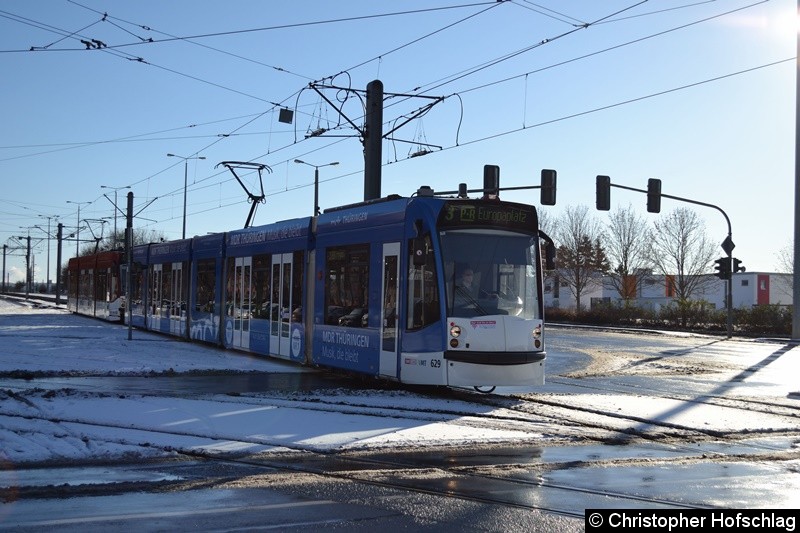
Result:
[75, 228, 168, 257]
[648, 207, 716, 324]
[554, 205, 607, 311]
[538, 208, 555, 236]
[775, 242, 793, 293]
[604, 204, 651, 303]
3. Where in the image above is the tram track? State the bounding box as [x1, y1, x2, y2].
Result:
[2, 382, 798, 522]
[544, 376, 800, 418]
[420, 385, 800, 446]
[127, 384, 789, 446]
[8, 377, 796, 456]
[4, 366, 799, 455]
[523, 379, 800, 453]
[0, 405, 715, 518]
[394, 386, 800, 471]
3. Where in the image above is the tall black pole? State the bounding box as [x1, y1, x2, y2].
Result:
[46, 217, 51, 291]
[182, 160, 188, 240]
[76, 205, 80, 256]
[2, 244, 6, 294]
[364, 79, 383, 201]
[126, 191, 134, 340]
[314, 166, 320, 216]
[113, 190, 118, 246]
[56, 223, 63, 305]
[726, 254, 733, 339]
[168, 153, 204, 239]
[793, 0, 800, 339]
[24, 236, 30, 299]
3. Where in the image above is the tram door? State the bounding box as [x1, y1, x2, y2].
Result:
[379, 243, 400, 378]
[149, 264, 163, 330]
[231, 257, 252, 349]
[270, 253, 293, 358]
[169, 262, 185, 336]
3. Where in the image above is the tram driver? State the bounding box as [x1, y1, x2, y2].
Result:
[458, 268, 479, 298]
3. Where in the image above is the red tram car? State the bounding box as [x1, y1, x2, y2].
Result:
[67, 250, 125, 322]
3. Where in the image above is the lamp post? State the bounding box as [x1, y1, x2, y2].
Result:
[167, 153, 205, 239]
[37, 215, 56, 291]
[294, 159, 339, 215]
[66, 200, 90, 256]
[14, 234, 31, 297]
[101, 185, 131, 248]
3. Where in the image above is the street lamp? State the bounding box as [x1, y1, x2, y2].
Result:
[294, 159, 339, 216]
[66, 200, 90, 256]
[101, 185, 131, 248]
[14, 233, 31, 296]
[37, 215, 57, 291]
[167, 153, 206, 239]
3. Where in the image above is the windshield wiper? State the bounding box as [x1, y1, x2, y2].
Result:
[455, 285, 488, 316]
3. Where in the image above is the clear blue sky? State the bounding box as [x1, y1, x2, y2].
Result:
[0, 0, 795, 284]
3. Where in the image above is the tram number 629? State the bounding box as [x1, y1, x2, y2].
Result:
[430, 358, 441, 368]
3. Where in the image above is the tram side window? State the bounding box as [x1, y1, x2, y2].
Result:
[407, 234, 440, 330]
[252, 254, 270, 319]
[96, 269, 108, 303]
[195, 259, 216, 312]
[149, 266, 160, 316]
[161, 263, 173, 317]
[292, 250, 304, 323]
[68, 270, 78, 300]
[225, 257, 235, 317]
[131, 263, 143, 305]
[81, 270, 92, 301]
[110, 268, 119, 301]
[325, 245, 369, 326]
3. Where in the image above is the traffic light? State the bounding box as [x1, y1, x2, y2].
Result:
[732, 258, 745, 273]
[596, 175, 611, 211]
[647, 178, 661, 213]
[483, 164, 499, 199]
[540, 169, 557, 206]
[713, 257, 731, 280]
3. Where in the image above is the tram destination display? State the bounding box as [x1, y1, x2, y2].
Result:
[437, 201, 537, 233]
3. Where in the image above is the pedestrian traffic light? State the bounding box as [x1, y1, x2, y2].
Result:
[596, 175, 610, 211]
[647, 178, 661, 213]
[732, 257, 745, 273]
[540, 169, 556, 206]
[713, 257, 731, 280]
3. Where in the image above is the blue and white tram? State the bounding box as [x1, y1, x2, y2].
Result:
[221, 217, 312, 361]
[144, 239, 192, 336]
[72, 183, 551, 389]
[189, 233, 225, 344]
[128, 243, 149, 329]
[311, 193, 547, 387]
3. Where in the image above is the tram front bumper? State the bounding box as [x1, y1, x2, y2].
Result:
[445, 352, 545, 387]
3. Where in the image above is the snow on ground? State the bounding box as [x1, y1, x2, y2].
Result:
[3, 296, 798, 472]
[0, 298, 542, 467]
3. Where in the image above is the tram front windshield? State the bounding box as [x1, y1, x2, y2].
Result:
[441, 229, 540, 320]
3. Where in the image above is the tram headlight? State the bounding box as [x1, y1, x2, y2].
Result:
[533, 324, 542, 349]
[450, 325, 462, 338]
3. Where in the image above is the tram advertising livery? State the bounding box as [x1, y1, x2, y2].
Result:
[67, 179, 553, 390]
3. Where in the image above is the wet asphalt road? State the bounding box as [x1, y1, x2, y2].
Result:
[2, 326, 799, 531]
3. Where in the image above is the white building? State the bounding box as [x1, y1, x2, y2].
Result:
[544, 271, 793, 311]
